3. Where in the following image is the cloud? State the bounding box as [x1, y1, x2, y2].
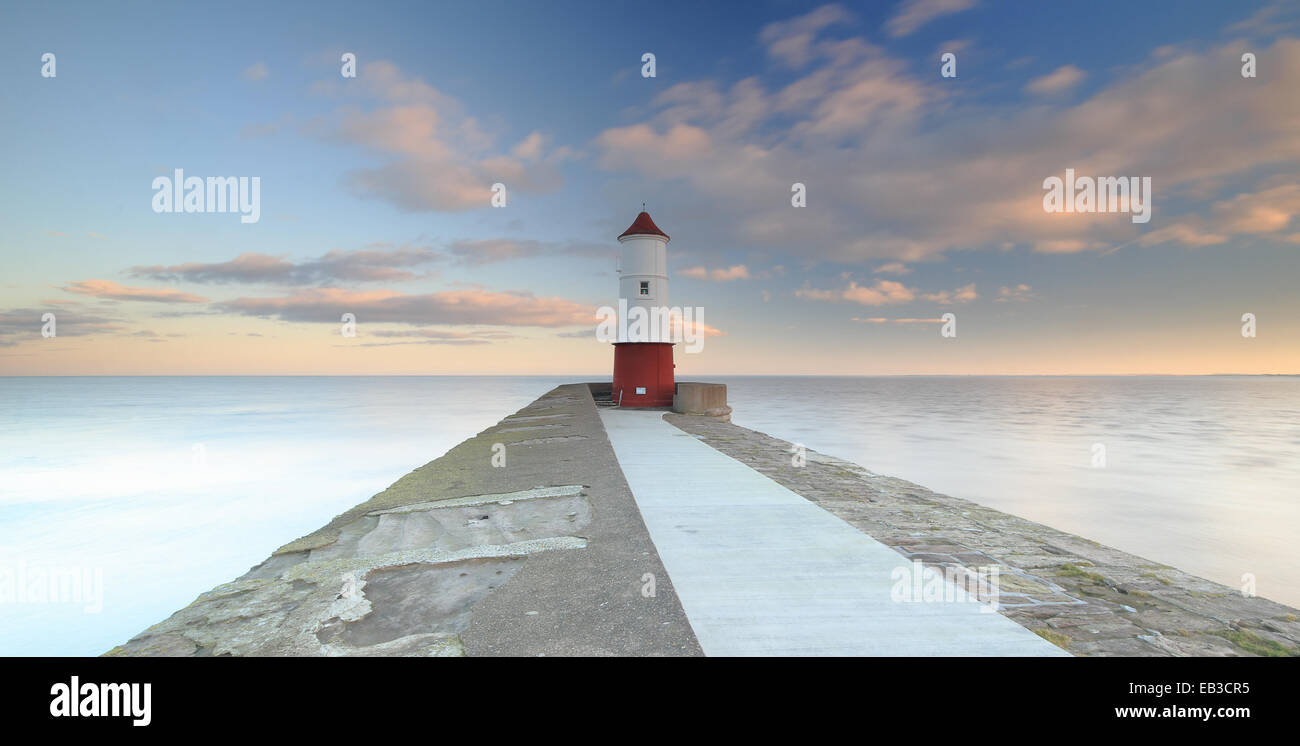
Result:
[242, 62, 269, 81]
[215, 287, 595, 327]
[851, 316, 945, 324]
[938, 39, 972, 55]
[920, 282, 977, 304]
[873, 262, 911, 275]
[354, 328, 517, 346]
[62, 280, 209, 304]
[352, 60, 458, 107]
[1024, 64, 1086, 95]
[680, 315, 727, 339]
[995, 284, 1037, 302]
[1210, 183, 1300, 234]
[445, 239, 544, 265]
[0, 304, 127, 346]
[1135, 226, 1225, 249]
[679, 265, 752, 281]
[1033, 239, 1108, 254]
[799, 279, 976, 306]
[512, 131, 546, 160]
[592, 17, 1300, 262]
[129, 247, 440, 285]
[797, 279, 915, 305]
[1135, 183, 1300, 247]
[318, 61, 566, 212]
[760, 4, 854, 67]
[1228, 2, 1300, 36]
[444, 238, 611, 265]
[886, 0, 977, 38]
[595, 124, 713, 175]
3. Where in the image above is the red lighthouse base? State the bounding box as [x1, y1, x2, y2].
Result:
[612, 342, 675, 407]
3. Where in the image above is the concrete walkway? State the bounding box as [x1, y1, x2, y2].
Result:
[601, 409, 1070, 656]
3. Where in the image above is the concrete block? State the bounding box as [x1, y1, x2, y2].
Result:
[673, 382, 730, 417]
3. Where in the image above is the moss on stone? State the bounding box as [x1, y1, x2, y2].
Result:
[1211, 628, 1297, 657]
[1057, 563, 1108, 585]
[1034, 628, 1071, 649]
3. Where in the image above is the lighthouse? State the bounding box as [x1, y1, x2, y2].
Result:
[612, 210, 675, 407]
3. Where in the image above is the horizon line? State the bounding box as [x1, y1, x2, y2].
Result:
[2, 373, 1297, 379]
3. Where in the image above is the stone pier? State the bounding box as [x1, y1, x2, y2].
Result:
[108, 383, 1300, 657]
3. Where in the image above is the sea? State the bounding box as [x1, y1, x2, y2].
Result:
[1, 375, 1297, 655]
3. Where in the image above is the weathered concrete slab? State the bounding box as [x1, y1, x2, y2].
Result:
[602, 409, 1069, 656]
[107, 385, 701, 657]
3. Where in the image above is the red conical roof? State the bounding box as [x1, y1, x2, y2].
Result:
[618, 211, 669, 241]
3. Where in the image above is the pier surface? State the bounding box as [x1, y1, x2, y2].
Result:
[109, 383, 1300, 657]
[602, 409, 1065, 655]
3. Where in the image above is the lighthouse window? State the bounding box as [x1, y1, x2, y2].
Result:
[640, 281, 650, 296]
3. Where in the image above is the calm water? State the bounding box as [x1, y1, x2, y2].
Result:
[0, 376, 572, 656]
[718, 376, 1300, 612]
[2, 375, 1297, 655]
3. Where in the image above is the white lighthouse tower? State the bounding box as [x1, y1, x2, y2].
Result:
[618, 211, 670, 321]
[612, 210, 675, 407]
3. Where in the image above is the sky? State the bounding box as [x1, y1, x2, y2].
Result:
[1, 0, 1298, 375]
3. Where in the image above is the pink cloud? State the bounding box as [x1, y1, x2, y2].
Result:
[797, 279, 915, 305]
[130, 248, 440, 285]
[593, 16, 1300, 261]
[216, 287, 595, 327]
[800, 279, 977, 306]
[995, 284, 1037, 302]
[320, 61, 565, 212]
[1024, 65, 1086, 95]
[1212, 184, 1300, 234]
[595, 124, 713, 175]
[679, 265, 752, 281]
[886, 0, 978, 38]
[874, 262, 911, 275]
[62, 280, 209, 304]
[851, 316, 945, 324]
[921, 283, 977, 305]
[760, 4, 855, 67]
